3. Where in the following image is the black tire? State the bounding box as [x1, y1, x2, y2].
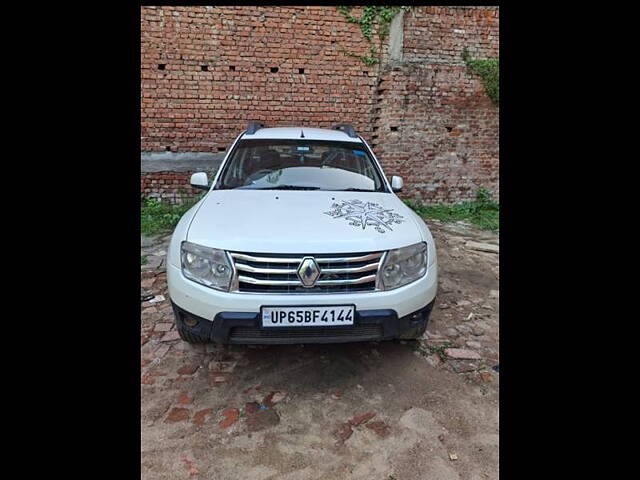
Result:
[176, 324, 209, 343]
[397, 299, 436, 340]
[171, 301, 211, 343]
[397, 322, 428, 340]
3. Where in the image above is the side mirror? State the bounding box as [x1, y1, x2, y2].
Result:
[391, 176, 403, 193]
[190, 172, 209, 190]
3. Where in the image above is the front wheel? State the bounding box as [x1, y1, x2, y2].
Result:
[397, 299, 436, 340]
[176, 323, 209, 343]
[171, 301, 211, 343]
[397, 321, 428, 340]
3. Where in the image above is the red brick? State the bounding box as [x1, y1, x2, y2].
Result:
[193, 408, 214, 426]
[444, 348, 482, 360]
[165, 407, 190, 423]
[218, 408, 239, 428]
[177, 393, 194, 404]
[348, 411, 376, 427]
[177, 363, 200, 375]
[366, 420, 391, 438]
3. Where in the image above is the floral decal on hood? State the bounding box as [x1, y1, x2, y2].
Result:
[324, 199, 405, 233]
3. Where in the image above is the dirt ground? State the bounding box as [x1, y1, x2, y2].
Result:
[141, 220, 499, 480]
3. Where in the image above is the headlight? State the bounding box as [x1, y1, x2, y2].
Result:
[180, 241, 233, 291]
[378, 242, 428, 290]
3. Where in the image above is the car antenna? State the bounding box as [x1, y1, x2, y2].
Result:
[300, 129, 305, 138]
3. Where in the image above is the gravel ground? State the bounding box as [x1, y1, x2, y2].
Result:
[141, 220, 499, 479]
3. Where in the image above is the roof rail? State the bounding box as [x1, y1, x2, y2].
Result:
[246, 121, 266, 135]
[331, 123, 358, 138]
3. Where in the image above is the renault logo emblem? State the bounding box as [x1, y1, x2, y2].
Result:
[297, 257, 320, 287]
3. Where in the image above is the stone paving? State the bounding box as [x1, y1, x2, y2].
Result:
[141, 220, 499, 480]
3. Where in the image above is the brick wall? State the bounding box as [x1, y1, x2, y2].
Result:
[141, 6, 378, 152]
[141, 172, 203, 204]
[402, 6, 498, 64]
[141, 5, 499, 204]
[374, 7, 499, 203]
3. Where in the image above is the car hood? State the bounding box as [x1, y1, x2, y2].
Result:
[186, 190, 424, 253]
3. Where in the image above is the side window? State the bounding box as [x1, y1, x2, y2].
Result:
[228, 147, 251, 187]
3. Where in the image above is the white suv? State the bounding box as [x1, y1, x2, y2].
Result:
[167, 123, 437, 344]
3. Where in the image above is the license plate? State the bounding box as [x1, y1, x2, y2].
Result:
[261, 305, 355, 327]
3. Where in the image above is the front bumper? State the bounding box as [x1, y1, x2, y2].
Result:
[167, 259, 437, 320]
[167, 258, 437, 344]
[172, 300, 435, 344]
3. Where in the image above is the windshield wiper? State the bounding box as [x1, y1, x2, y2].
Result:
[336, 188, 376, 192]
[250, 185, 321, 190]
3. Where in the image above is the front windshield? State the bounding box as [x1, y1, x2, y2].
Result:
[215, 139, 387, 192]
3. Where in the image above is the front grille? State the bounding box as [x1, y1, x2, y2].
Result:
[230, 325, 383, 340]
[229, 251, 383, 294]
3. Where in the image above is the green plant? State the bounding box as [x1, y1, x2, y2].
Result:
[426, 342, 454, 357]
[338, 6, 407, 41]
[462, 48, 499, 105]
[475, 186, 494, 206]
[340, 44, 379, 66]
[141, 255, 148, 266]
[141, 195, 203, 235]
[337, 6, 409, 65]
[404, 188, 499, 232]
[411, 339, 454, 358]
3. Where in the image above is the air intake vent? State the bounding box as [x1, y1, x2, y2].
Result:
[230, 325, 384, 342]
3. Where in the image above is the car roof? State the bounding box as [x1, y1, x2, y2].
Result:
[241, 127, 363, 143]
